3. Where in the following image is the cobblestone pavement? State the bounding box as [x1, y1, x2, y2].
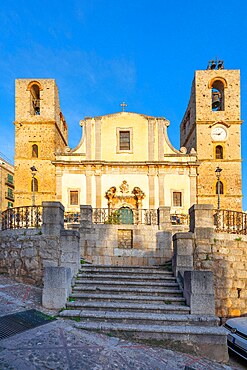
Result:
[0, 276, 246, 370]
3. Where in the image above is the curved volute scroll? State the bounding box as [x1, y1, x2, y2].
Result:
[105, 181, 145, 209]
[132, 187, 145, 209]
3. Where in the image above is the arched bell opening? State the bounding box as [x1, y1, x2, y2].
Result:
[30, 83, 41, 115]
[211, 80, 225, 111]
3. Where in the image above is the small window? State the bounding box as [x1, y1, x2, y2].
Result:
[119, 131, 130, 150]
[216, 181, 224, 195]
[173, 192, 182, 207]
[215, 145, 223, 159]
[31, 178, 38, 192]
[8, 202, 13, 208]
[32, 144, 38, 158]
[70, 191, 79, 205]
[7, 188, 14, 198]
[7, 174, 13, 184]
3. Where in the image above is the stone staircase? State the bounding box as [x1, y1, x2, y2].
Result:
[60, 264, 228, 362]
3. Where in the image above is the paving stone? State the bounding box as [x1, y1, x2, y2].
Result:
[0, 275, 245, 369]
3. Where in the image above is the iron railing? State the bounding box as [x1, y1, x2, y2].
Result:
[64, 212, 81, 224]
[93, 208, 158, 225]
[2, 206, 43, 230]
[170, 214, 189, 225]
[214, 209, 247, 234]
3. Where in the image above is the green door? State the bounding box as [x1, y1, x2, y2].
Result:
[119, 207, 133, 224]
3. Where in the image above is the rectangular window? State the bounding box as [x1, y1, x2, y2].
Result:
[70, 190, 79, 205]
[8, 202, 13, 208]
[173, 192, 182, 207]
[7, 174, 13, 184]
[7, 188, 13, 198]
[119, 130, 130, 150]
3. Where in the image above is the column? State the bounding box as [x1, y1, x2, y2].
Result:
[86, 172, 92, 205]
[95, 118, 101, 160]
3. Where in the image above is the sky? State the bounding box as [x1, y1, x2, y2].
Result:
[0, 0, 247, 208]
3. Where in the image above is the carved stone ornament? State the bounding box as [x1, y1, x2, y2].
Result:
[180, 146, 187, 154]
[119, 180, 129, 194]
[105, 182, 145, 209]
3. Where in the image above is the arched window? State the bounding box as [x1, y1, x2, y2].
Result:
[32, 144, 38, 158]
[215, 145, 223, 159]
[31, 178, 38, 192]
[216, 181, 224, 195]
[212, 80, 224, 111]
[30, 84, 40, 115]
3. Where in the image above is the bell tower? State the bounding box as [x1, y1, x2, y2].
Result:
[14, 79, 68, 206]
[180, 61, 243, 211]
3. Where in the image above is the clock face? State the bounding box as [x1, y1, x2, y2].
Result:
[211, 126, 227, 141]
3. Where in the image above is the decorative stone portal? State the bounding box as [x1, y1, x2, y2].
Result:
[105, 180, 145, 209]
[118, 229, 133, 249]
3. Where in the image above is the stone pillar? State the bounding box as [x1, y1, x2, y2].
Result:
[172, 232, 194, 277]
[80, 205, 93, 229]
[85, 118, 92, 160]
[183, 270, 215, 315]
[86, 172, 92, 205]
[158, 174, 165, 207]
[95, 171, 102, 208]
[60, 229, 80, 277]
[157, 119, 165, 161]
[95, 118, 101, 160]
[158, 206, 172, 230]
[189, 168, 197, 206]
[148, 169, 156, 208]
[42, 266, 72, 309]
[42, 201, 64, 236]
[189, 204, 214, 239]
[55, 169, 63, 203]
[148, 119, 155, 161]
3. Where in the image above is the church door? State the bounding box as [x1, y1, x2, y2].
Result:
[119, 207, 133, 224]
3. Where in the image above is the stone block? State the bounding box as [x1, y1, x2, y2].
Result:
[42, 201, 64, 236]
[42, 266, 71, 309]
[183, 270, 215, 315]
[189, 204, 214, 232]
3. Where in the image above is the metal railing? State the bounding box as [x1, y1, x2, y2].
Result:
[93, 208, 158, 225]
[170, 214, 189, 225]
[214, 209, 247, 234]
[64, 212, 81, 224]
[2, 206, 43, 230]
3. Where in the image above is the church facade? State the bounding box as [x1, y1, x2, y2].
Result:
[13, 66, 243, 213]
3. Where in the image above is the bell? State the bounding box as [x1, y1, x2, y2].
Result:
[218, 60, 224, 69]
[33, 99, 40, 108]
[211, 60, 216, 69]
[212, 92, 221, 109]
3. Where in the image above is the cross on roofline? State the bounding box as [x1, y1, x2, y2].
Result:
[120, 101, 127, 112]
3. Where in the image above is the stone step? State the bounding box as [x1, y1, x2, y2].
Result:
[69, 292, 186, 304]
[81, 264, 165, 270]
[77, 273, 177, 281]
[79, 267, 173, 275]
[73, 285, 183, 296]
[60, 309, 219, 327]
[74, 279, 179, 288]
[66, 301, 190, 314]
[72, 321, 228, 362]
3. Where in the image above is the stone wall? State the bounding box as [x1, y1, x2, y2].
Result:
[81, 224, 172, 266]
[0, 202, 80, 286]
[193, 233, 247, 318]
[79, 205, 174, 266]
[173, 204, 247, 318]
[0, 230, 59, 285]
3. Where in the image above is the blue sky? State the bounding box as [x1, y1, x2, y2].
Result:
[0, 0, 247, 208]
